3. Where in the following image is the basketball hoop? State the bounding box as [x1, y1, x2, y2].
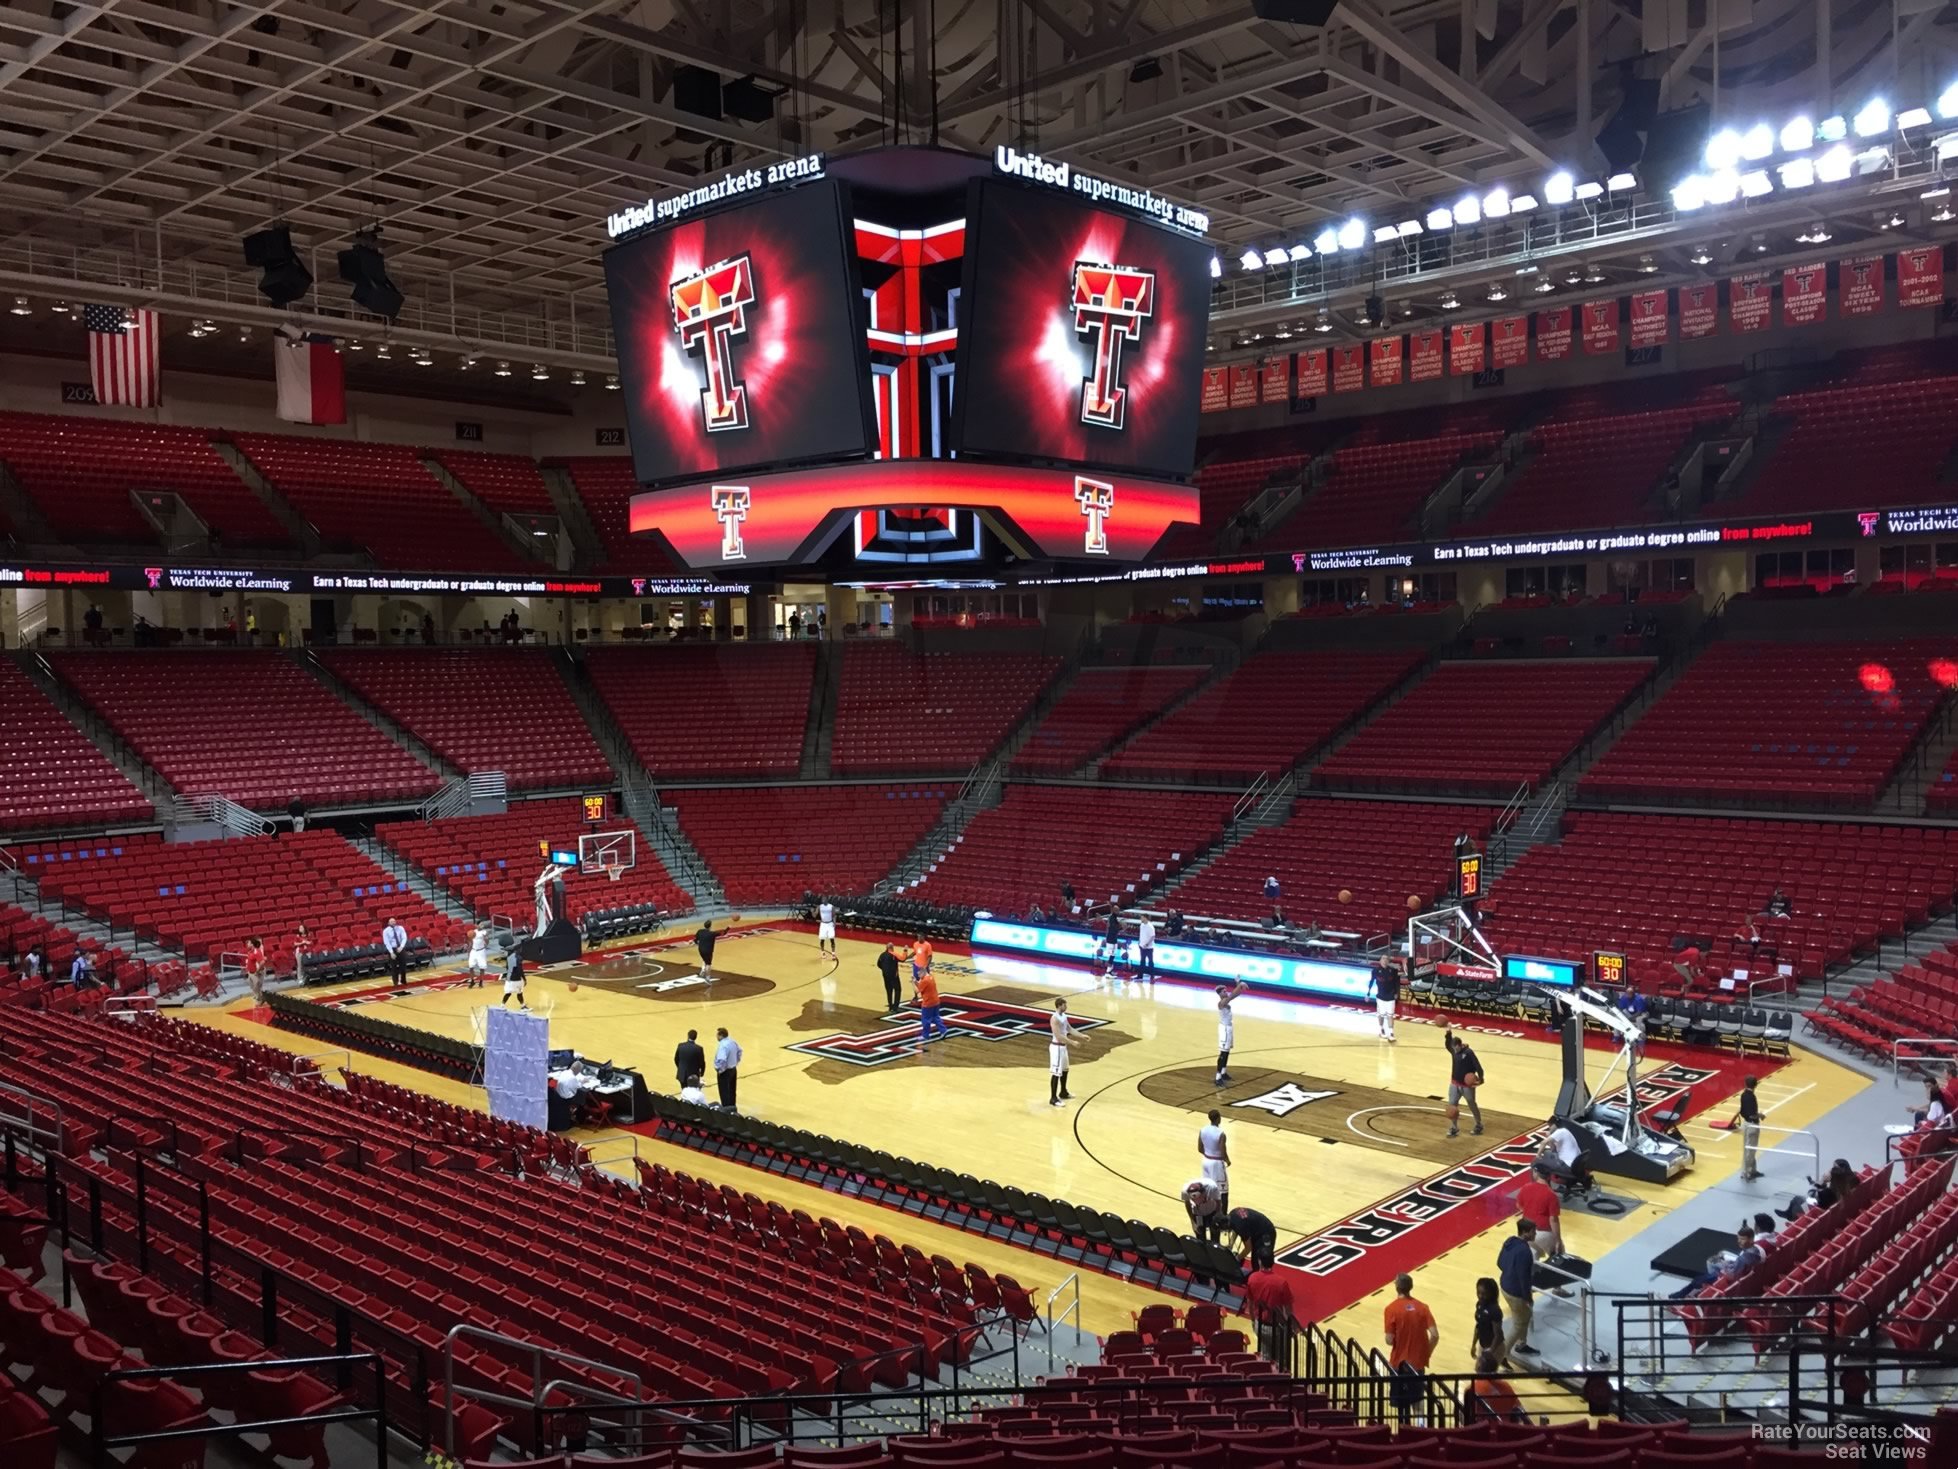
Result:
[600, 860, 624, 884]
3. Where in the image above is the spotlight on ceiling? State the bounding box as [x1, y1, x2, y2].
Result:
[1485, 283, 1508, 302]
[1583, 262, 1607, 282]
[1779, 158, 1817, 189]
[1238, 249, 1264, 271]
[493, 360, 511, 376]
[531, 363, 550, 380]
[1425, 207, 1454, 231]
[1853, 98, 1890, 138]
[1689, 245, 1712, 265]
[1208, 256, 1222, 279]
[1543, 171, 1576, 205]
[337, 228, 404, 320]
[1637, 254, 1658, 273]
[242, 224, 313, 307]
[605, 374, 620, 390]
[1287, 243, 1313, 261]
[1262, 248, 1289, 267]
[1816, 145, 1854, 183]
[1439, 291, 1461, 310]
[1312, 226, 1340, 254]
[1779, 117, 1815, 152]
[1336, 218, 1367, 250]
[1533, 276, 1557, 294]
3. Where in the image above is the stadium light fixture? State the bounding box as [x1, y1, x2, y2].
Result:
[532, 364, 550, 380]
[1452, 194, 1481, 226]
[1796, 223, 1833, 243]
[1509, 194, 1538, 212]
[1313, 226, 1340, 254]
[1938, 134, 1958, 162]
[1606, 172, 1637, 192]
[1396, 220, 1424, 238]
[1238, 249, 1264, 271]
[1337, 218, 1367, 250]
[1287, 243, 1313, 261]
[1779, 117, 1815, 152]
[1209, 256, 1222, 278]
[1372, 225, 1401, 244]
[1573, 180, 1605, 200]
[1855, 146, 1891, 176]
[1779, 158, 1816, 189]
[605, 374, 620, 390]
[493, 359, 511, 376]
[1816, 144, 1854, 182]
[1543, 171, 1576, 205]
[1533, 276, 1556, 294]
[1637, 255, 1658, 273]
[1689, 245, 1712, 265]
[1925, 185, 1951, 198]
[1899, 107, 1933, 131]
[1313, 310, 1333, 333]
[1739, 170, 1773, 198]
[1937, 200, 1958, 222]
[1485, 283, 1508, 302]
[1854, 99, 1890, 138]
[7, 296, 29, 317]
[1704, 129, 1743, 170]
[1941, 84, 1958, 120]
[1671, 174, 1709, 211]
[1703, 169, 1741, 204]
[1583, 261, 1607, 283]
[1425, 207, 1454, 231]
[1739, 124, 1774, 161]
[1439, 291, 1460, 310]
[1263, 248, 1290, 267]
[1483, 188, 1511, 218]
[1818, 115, 1848, 142]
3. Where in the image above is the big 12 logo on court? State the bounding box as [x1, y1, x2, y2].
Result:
[1071, 261, 1155, 431]
[670, 255, 756, 434]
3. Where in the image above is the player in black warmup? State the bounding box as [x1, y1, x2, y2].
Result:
[877, 943, 905, 1010]
[1370, 959, 1402, 1042]
[1444, 1031, 1485, 1138]
[1224, 1205, 1278, 1269]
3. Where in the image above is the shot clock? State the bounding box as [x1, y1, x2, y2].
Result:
[1593, 950, 1627, 989]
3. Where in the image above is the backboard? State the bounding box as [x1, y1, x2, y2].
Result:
[578, 828, 637, 881]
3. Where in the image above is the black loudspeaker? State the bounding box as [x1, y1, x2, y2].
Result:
[722, 77, 776, 124]
[243, 226, 313, 306]
[1364, 293, 1385, 327]
[1252, 0, 1340, 22]
[1596, 77, 1662, 173]
[675, 65, 724, 120]
[336, 239, 404, 320]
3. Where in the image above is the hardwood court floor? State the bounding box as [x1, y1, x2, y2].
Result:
[204, 920, 1868, 1344]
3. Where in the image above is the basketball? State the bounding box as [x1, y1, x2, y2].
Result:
[1338, 889, 1353, 904]
[1407, 895, 1422, 913]
[567, 982, 579, 993]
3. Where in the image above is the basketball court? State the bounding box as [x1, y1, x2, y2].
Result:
[191, 914, 1870, 1365]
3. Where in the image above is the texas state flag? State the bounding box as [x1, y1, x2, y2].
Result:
[273, 334, 347, 424]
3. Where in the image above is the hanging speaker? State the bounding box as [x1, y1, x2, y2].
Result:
[1252, 0, 1340, 22]
[1596, 77, 1662, 173]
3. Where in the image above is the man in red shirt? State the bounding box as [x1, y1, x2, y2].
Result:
[1516, 1164, 1563, 1257]
[1243, 1265, 1295, 1362]
[1382, 1272, 1438, 1424]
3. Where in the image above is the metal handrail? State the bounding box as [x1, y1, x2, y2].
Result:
[1229, 770, 1271, 829]
[288, 1049, 353, 1082]
[1893, 1037, 1958, 1084]
[91, 1353, 389, 1469]
[0, 1080, 65, 1153]
[1493, 779, 1530, 834]
[1044, 1271, 1081, 1374]
[442, 1322, 651, 1456]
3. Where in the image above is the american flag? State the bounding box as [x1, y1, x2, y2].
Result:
[85, 304, 160, 406]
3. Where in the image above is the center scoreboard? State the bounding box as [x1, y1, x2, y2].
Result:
[603, 147, 1211, 571]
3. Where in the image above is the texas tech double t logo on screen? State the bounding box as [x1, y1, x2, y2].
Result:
[670, 255, 756, 433]
[1071, 261, 1155, 431]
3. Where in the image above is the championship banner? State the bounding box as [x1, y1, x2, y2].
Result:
[1781, 262, 1827, 326]
[1259, 356, 1290, 404]
[1409, 329, 1444, 382]
[1535, 306, 1572, 360]
[1228, 362, 1259, 410]
[1730, 275, 1772, 332]
[1581, 299, 1618, 354]
[1369, 335, 1403, 387]
[1899, 247, 1945, 308]
[1841, 254, 1885, 316]
[1491, 316, 1529, 369]
[1296, 348, 1328, 398]
[1200, 366, 1229, 412]
[1331, 344, 1366, 393]
[1448, 321, 1485, 375]
[1678, 283, 1718, 339]
[1629, 289, 1669, 347]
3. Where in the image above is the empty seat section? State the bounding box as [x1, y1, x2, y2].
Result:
[586, 644, 815, 778]
[1318, 658, 1651, 794]
[1169, 799, 1502, 940]
[429, 449, 558, 517]
[320, 649, 610, 791]
[1155, 452, 1308, 558]
[0, 411, 286, 546]
[670, 785, 948, 904]
[913, 786, 1236, 914]
[1010, 665, 1211, 776]
[1268, 431, 1501, 549]
[831, 646, 1061, 774]
[231, 433, 526, 570]
[1484, 811, 1958, 990]
[25, 829, 464, 961]
[51, 652, 441, 809]
[1102, 648, 1423, 782]
[1727, 372, 1958, 518]
[0, 661, 152, 831]
[1582, 641, 1950, 808]
[556, 456, 677, 573]
[380, 798, 688, 920]
[1475, 397, 1739, 534]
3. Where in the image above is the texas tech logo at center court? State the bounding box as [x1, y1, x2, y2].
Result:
[1071, 261, 1155, 431]
[789, 994, 1112, 1067]
[670, 255, 756, 433]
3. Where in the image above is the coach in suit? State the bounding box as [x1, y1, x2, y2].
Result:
[674, 1029, 706, 1090]
[381, 918, 410, 990]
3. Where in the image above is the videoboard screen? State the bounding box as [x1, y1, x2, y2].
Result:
[604, 179, 876, 486]
[951, 180, 1212, 478]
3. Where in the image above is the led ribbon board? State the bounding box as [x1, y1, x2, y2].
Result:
[970, 918, 1375, 1002]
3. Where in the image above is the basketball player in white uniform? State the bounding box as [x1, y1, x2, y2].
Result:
[1197, 1108, 1230, 1210]
[816, 900, 836, 956]
[1215, 980, 1247, 1084]
[1048, 998, 1078, 1106]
